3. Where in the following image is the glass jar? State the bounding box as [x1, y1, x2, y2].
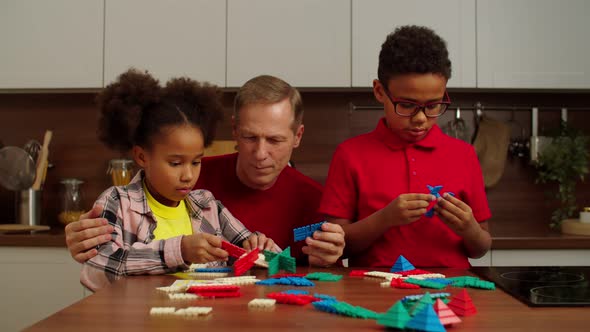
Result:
[58, 178, 85, 225]
[108, 159, 134, 186]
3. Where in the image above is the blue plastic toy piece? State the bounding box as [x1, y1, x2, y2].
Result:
[282, 289, 310, 295]
[293, 221, 326, 242]
[194, 267, 232, 273]
[390, 255, 415, 273]
[406, 305, 446, 332]
[425, 185, 455, 218]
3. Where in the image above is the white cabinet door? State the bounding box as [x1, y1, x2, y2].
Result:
[0, 0, 103, 89]
[477, 0, 590, 89]
[352, 0, 476, 88]
[227, 0, 351, 87]
[0, 247, 84, 332]
[104, 0, 226, 86]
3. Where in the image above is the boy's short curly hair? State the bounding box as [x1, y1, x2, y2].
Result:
[378, 25, 452, 84]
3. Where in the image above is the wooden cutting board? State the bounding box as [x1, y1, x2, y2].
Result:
[561, 219, 590, 236]
[0, 224, 50, 233]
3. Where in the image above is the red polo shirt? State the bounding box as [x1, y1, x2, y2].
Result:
[319, 118, 491, 268]
[194, 153, 324, 263]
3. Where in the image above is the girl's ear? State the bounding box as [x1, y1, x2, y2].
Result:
[132, 146, 147, 168]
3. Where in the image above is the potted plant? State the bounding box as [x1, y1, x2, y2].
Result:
[535, 121, 589, 228]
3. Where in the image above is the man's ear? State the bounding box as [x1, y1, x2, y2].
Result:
[293, 124, 304, 148]
[132, 146, 147, 168]
[373, 79, 387, 104]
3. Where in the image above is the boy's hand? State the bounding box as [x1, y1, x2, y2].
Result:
[433, 193, 480, 238]
[386, 193, 434, 226]
[302, 222, 345, 267]
[181, 233, 228, 264]
[242, 233, 277, 252]
[65, 205, 113, 263]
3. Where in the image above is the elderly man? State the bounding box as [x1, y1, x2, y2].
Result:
[66, 75, 344, 267]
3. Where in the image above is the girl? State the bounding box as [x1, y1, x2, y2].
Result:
[81, 69, 277, 291]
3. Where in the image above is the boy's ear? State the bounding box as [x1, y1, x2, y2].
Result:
[132, 146, 147, 168]
[373, 79, 387, 104]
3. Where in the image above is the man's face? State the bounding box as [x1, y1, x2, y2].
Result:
[373, 73, 447, 143]
[232, 98, 303, 191]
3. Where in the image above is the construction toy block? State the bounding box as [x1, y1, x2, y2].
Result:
[266, 292, 318, 305]
[332, 302, 380, 320]
[365, 271, 401, 279]
[433, 299, 462, 326]
[390, 278, 421, 289]
[282, 289, 310, 295]
[390, 255, 416, 272]
[248, 298, 276, 309]
[187, 284, 239, 293]
[194, 291, 241, 298]
[293, 221, 326, 242]
[270, 273, 306, 278]
[174, 306, 213, 317]
[168, 293, 200, 300]
[449, 276, 495, 290]
[221, 240, 246, 258]
[399, 269, 435, 276]
[447, 289, 477, 316]
[377, 301, 411, 330]
[313, 300, 339, 314]
[405, 278, 447, 289]
[305, 272, 343, 281]
[426, 278, 454, 285]
[149, 307, 177, 316]
[194, 267, 232, 273]
[402, 292, 451, 303]
[313, 293, 337, 301]
[406, 305, 446, 332]
[263, 247, 296, 276]
[409, 292, 434, 316]
[425, 185, 455, 218]
[233, 248, 260, 276]
[255, 277, 315, 287]
[349, 270, 369, 277]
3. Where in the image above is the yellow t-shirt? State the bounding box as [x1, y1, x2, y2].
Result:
[144, 182, 193, 240]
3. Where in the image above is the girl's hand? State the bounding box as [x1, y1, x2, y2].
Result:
[242, 233, 277, 252]
[181, 233, 228, 263]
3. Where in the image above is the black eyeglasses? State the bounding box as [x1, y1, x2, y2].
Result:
[381, 84, 451, 118]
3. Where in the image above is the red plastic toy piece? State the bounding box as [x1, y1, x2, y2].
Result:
[270, 273, 307, 278]
[187, 285, 240, 294]
[266, 292, 317, 305]
[233, 248, 260, 276]
[448, 289, 477, 316]
[390, 278, 421, 289]
[349, 270, 369, 277]
[221, 240, 246, 258]
[398, 269, 434, 276]
[195, 291, 241, 298]
[433, 299, 462, 326]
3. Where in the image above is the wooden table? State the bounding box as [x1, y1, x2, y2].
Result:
[24, 267, 589, 331]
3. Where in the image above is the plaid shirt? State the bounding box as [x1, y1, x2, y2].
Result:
[81, 171, 253, 291]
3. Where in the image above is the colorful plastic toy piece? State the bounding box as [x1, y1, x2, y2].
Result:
[313, 293, 337, 301]
[449, 276, 495, 290]
[263, 247, 296, 276]
[406, 278, 447, 290]
[266, 292, 317, 305]
[409, 292, 434, 316]
[406, 305, 446, 332]
[390, 278, 421, 289]
[447, 289, 477, 316]
[282, 289, 310, 295]
[221, 240, 246, 258]
[187, 284, 240, 294]
[349, 270, 369, 277]
[305, 272, 343, 281]
[233, 248, 260, 276]
[399, 269, 435, 276]
[293, 221, 326, 242]
[313, 300, 339, 314]
[390, 255, 416, 272]
[377, 301, 411, 330]
[433, 299, 462, 326]
[425, 185, 455, 218]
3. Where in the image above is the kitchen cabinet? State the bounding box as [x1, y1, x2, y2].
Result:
[104, 0, 226, 86]
[0, 247, 85, 332]
[477, 0, 590, 89]
[0, 0, 103, 89]
[491, 249, 590, 266]
[351, 0, 476, 88]
[226, 0, 351, 87]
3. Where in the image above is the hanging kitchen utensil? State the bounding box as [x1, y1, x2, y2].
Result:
[23, 139, 42, 164]
[32, 130, 52, 190]
[0, 146, 37, 191]
[472, 115, 511, 188]
[443, 107, 469, 142]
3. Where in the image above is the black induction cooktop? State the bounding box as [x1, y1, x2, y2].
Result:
[471, 266, 590, 307]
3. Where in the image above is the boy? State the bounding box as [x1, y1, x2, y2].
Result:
[319, 25, 491, 268]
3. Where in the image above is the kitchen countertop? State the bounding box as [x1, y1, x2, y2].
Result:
[1, 227, 590, 249]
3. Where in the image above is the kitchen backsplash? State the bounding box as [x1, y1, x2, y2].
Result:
[1, 90, 589, 234]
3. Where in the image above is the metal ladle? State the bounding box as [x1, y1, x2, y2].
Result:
[0, 146, 37, 191]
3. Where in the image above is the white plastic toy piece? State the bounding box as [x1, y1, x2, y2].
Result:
[174, 307, 212, 316]
[214, 276, 259, 285]
[364, 271, 402, 280]
[410, 273, 447, 280]
[149, 307, 176, 316]
[380, 281, 391, 288]
[254, 253, 269, 268]
[189, 272, 230, 278]
[248, 298, 276, 308]
[155, 286, 186, 293]
[168, 293, 200, 300]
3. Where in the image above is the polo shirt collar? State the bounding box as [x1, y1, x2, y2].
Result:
[374, 117, 443, 151]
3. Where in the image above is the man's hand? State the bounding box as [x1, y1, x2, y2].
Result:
[242, 233, 278, 252]
[180, 233, 228, 264]
[65, 205, 113, 263]
[302, 222, 345, 267]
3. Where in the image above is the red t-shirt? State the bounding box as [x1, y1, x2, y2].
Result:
[319, 118, 491, 268]
[195, 153, 324, 263]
